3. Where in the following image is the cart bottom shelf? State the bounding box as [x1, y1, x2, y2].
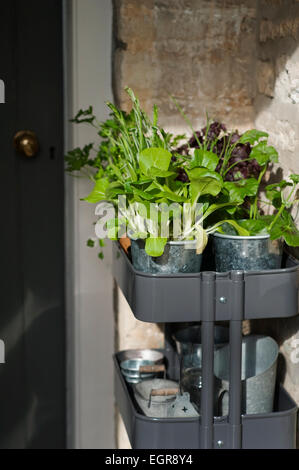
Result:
[114, 352, 297, 449]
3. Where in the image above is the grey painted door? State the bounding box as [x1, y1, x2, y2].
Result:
[0, 0, 65, 448]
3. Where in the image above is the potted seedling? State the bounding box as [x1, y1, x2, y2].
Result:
[214, 132, 299, 271]
[177, 122, 299, 271]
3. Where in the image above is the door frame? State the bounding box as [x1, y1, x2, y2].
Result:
[63, 0, 115, 449]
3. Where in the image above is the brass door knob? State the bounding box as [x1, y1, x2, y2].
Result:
[13, 130, 39, 158]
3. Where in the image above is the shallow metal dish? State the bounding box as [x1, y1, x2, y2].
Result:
[119, 350, 164, 384]
[121, 359, 156, 380]
[117, 349, 164, 363]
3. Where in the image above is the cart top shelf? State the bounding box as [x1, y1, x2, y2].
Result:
[113, 242, 299, 323]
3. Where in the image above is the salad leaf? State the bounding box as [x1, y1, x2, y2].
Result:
[202, 202, 239, 221]
[214, 220, 250, 236]
[139, 147, 172, 175]
[265, 180, 292, 208]
[149, 168, 176, 178]
[84, 178, 110, 203]
[250, 142, 278, 166]
[145, 237, 168, 257]
[236, 219, 268, 235]
[268, 210, 299, 246]
[238, 129, 268, 145]
[223, 178, 259, 203]
[157, 188, 187, 203]
[105, 182, 127, 199]
[190, 149, 219, 171]
[132, 187, 158, 200]
[187, 168, 223, 203]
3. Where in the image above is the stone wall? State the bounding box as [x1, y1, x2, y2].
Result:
[113, 0, 257, 131]
[253, 1, 299, 444]
[112, 0, 299, 448]
[255, 0, 299, 176]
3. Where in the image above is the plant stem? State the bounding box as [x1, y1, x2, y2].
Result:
[219, 134, 235, 176]
[170, 96, 202, 149]
[202, 118, 211, 152]
[223, 158, 251, 177]
[253, 166, 266, 219]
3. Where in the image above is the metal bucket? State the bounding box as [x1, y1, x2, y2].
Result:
[133, 379, 179, 418]
[130, 239, 202, 274]
[214, 335, 279, 415]
[173, 325, 229, 368]
[212, 232, 282, 272]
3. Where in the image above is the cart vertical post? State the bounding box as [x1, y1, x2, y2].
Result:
[201, 272, 216, 449]
[229, 270, 244, 449]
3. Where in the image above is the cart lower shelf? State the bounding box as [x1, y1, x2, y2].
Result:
[114, 352, 297, 449]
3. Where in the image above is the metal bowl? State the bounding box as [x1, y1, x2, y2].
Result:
[119, 349, 164, 384]
[121, 359, 156, 379]
[118, 349, 164, 363]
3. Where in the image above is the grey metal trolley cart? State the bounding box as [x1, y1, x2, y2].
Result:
[113, 242, 299, 449]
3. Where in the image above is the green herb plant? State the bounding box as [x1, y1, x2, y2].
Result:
[172, 98, 299, 247]
[214, 130, 299, 246]
[66, 89, 248, 257]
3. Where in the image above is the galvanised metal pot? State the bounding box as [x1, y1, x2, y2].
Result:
[133, 379, 179, 418]
[130, 239, 202, 274]
[214, 335, 279, 415]
[173, 324, 229, 368]
[212, 232, 282, 272]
